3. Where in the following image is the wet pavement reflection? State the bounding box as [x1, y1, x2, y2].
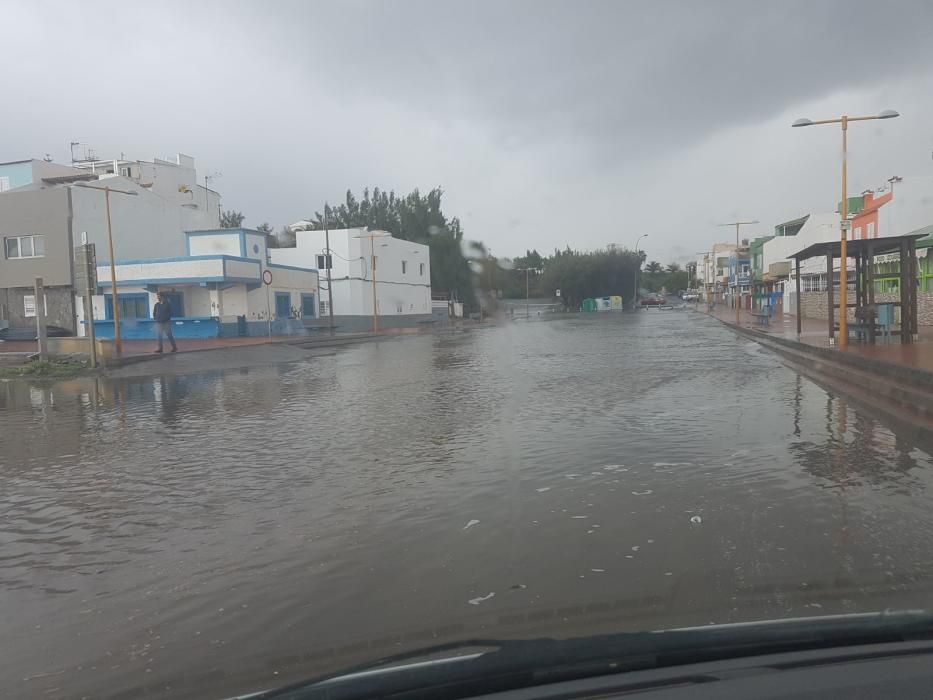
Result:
[4, 312, 933, 698]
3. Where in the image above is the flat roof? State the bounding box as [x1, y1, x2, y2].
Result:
[788, 233, 929, 261]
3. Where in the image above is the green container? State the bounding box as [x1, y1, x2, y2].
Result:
[582, 298, 597, 312]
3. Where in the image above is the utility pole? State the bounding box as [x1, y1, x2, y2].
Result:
[354, 229, 389, 333]
[718, 220, 758, 326]
[324, 205, 335, 336]
[634, 234, 648, 309]
[76, 184, 138, 356]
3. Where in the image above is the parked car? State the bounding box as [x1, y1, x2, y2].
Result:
[0, 325, 73, 341]
[640, 295, 664, 306]
[682, 292, 699, 302]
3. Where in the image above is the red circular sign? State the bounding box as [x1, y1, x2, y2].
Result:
[262, 269, 273, 285]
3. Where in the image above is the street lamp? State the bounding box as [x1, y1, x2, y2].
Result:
[718, 220, 758, 327]
[75, 183, 139, 356]
[792, 109, 899, 349]
[634, 234, 648, 309]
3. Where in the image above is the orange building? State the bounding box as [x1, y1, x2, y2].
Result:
[850, 190, 892, 240]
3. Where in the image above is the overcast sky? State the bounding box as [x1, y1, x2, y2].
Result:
[3, 0, 933, 263]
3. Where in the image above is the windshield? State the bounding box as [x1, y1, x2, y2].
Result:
[3, 2, 933, 699]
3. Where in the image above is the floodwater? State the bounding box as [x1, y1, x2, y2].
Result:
[4, 311, 933, 699]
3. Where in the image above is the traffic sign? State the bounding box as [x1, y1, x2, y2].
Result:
[262, 269, 273, 285]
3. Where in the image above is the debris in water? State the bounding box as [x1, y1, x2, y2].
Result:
[509, 584, 527, 591]
[571, 515, 588, 519]
[591, 568, 606, 573]
[625, 555, 634, 559]
[690, 515, 703, 524]
[468, 592, 495, 605]
[535, 487, 551, 493]
[664, 572, 673, 576]
[463, 520, 480, 530]
[631, 546, 640, 552]
[654, 462, 692, 467]
[632, 490, 653, 496]
[647, 539, 654, 544]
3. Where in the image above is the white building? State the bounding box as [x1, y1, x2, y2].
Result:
[270, 227, 432, 331]
[81, 228, 319, 339]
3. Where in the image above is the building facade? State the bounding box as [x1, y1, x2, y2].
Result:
[83, 229, 319, 339]
[270, 227, 433, 331]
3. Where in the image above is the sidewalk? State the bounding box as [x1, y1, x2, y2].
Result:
[701, 304, 933, 374]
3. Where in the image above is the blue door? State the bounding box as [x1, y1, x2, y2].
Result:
[275, 292, 291, 319]
[301, 293, 316, 318]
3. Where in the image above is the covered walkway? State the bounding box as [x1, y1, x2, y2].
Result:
[788, 233, 925, 345]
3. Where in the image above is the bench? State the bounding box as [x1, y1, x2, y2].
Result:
[750, 307, 773, 326]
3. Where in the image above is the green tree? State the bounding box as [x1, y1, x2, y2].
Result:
[645, 260, 663, 274]
[666, 262, 681, 273]
[221, 210, 245, 228]
[256, 222, 277, 248]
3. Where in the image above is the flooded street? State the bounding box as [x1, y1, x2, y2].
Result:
[5, 312, 933, 699]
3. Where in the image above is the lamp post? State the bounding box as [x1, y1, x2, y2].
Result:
[76, 184, 138, 356]
[718, 221, 758, 326]
[792, 109, 899, 349]
[515, 267, 541, 318]
[634, 234, 647, 309]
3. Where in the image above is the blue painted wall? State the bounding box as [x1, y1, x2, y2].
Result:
[90, 317, 220, 339]
[0, 161, 34, 189]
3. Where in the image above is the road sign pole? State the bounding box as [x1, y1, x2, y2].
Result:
[34, 277, 48, 360]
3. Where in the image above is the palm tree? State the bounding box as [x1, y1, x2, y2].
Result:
[666, 262, 682, 273]
[646, 261, 663, 275]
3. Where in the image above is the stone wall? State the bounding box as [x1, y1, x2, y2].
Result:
[0, 286, 76, 331]
[793, 291, 933, 325]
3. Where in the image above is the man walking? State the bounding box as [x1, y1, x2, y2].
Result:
[153, 292, 178, 353]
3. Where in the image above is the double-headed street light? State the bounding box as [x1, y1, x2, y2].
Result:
[718, 220, 758, 326]
[792, 109, 899, 349]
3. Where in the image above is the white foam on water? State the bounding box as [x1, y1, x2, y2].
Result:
[463, 519, 480, 530]
[690, 515, 703, 524]
[468, 592, 495, 605]
[571, 515, 588, 519]
[591, 568, 606, 573]
[535, 487, 551, 493]
[631, 546, 640, 552]
[632, 490, 653, 496]
[654, 462, 692, 467]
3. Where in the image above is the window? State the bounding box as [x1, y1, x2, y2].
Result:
[5, 234, 45, 259]
[161, 292, 184, 318]
[396, 303, 403, 313]
[120, 166, 132, 177]
[854, 227, 862, 239]
[23, 294, 50, 318]
[420, 262, 424, 276]
[867, 222, 875, 238]
[320, 300, 330, 316]
[402, 260, 407, 274]
[105, 294, 150, 320]
[0, 176, 10, 192]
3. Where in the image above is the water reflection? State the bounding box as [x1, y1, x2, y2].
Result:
[3, 313, 933, 699]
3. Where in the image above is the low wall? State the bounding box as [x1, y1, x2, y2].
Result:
[90, 317, 220, 339]
[306, 314, 435, 333]
[47, 336, 118, 359]
[792, 291, 933, 325]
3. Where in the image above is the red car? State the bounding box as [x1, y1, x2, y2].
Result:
[639, 295, 664, 306]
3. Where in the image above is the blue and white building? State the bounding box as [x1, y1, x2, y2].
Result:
[81, 228, 319, 339]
